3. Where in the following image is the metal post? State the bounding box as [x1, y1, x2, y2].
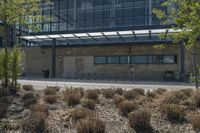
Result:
[180, 42, 185, 81]
[192, 53, 199, 89]
[52, 38, 56, 78]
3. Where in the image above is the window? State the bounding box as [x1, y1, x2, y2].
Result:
[163, 55, 177, 64]
[133, 56, 147, 64]
[107, 56, 120, 64]
[120, 56, 129, 64]
[94, 56, 106, 64]
[94, 55, 177, 64]
[152, 55, 163, 64]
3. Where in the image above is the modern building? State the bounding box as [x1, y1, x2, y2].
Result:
[20, 0, 197, 81]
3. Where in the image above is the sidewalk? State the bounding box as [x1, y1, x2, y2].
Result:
[19, 78, 195, 90]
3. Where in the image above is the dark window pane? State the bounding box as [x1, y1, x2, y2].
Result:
[153, 55, 163, 64]
[120, 56, 129, 64]
[133, 56, 147, 64]
[163, 55, 176, 64]
[107, 56, 120, 64]
[94, 56, 106, 64]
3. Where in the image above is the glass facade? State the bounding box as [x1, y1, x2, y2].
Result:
[26, 0, 167, 34]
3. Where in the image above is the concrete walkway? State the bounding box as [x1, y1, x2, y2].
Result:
[18, 78, 195, 90]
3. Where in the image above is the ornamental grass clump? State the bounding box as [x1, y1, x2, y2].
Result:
[85, 90, 99, 102]
[81, 98, 96, 110]
[22, 85, 34, 91]
[190, 113, 200, 132]
[160, 104, 185, 123]
[119, 100, 138, 116]
[113, 94, 124, 106]
[76, 117, 105, 133]
[128, 110, 152, 133]
[102, 89, 115, 99]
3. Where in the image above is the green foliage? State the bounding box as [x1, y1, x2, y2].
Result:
[153, 0, 200, 47]
[0, 48, 23, 89]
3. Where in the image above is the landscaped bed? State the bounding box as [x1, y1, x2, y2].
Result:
[0, 85, 199, 133]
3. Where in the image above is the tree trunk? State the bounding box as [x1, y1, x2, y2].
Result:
[3, 25, 10, 88]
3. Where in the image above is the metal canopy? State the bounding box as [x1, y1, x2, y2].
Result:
[20, 28, 181, 46]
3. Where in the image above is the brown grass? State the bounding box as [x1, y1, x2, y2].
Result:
[191, 91, 200, 108]
[76, 117, 105, 133]
[22, 112, 46, 133]
[102, 89, 115, 99]
[81, 98, 96, 110]
[160, 104, 185, 123]
[190, 113, 200, 132]
[156, 88, 167, 95]
[64, 87, 84, 100]
[85, 90, 99, 102]
[22, 85, 34, 91]
[115, 88, 123, 95]
[0, 103, 9, 118]
[21, 93, 37, 107]
[146, 90, 156, 98]
[113, 94, 124, 106]
[132, 88, 145, 96]
[128, 110, 151, 132]
[70, 108, 94, 121]
[44, 87, 57, 95]
[30, 103, 49, 117]
[123, 90, 134, 100]
[163, 91, 188, 104]
[119, 100, 138, 116]
[67, 94, 81, 106]
[44, 95, 57, 104]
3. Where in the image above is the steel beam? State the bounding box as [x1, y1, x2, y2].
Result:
[52, 38, 56, 78]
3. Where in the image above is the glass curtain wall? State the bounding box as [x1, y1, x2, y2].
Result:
[28, 0, 167, 33]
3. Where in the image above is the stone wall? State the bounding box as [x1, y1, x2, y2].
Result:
[23, 44, 193, 81]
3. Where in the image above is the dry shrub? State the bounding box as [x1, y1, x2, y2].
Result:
[81, 98, 96, 110]
[22, 85, 34, 91]
[115, 88, 123, 95]
[30, 103, 49, 117]
[64, 88, 84, 99]
[67, 94, 81, 106]
[128, 110, 151, 133]
[44, 95, 57, 104]
[146, 90, 156, 98]
[76, 117, 105, 133]
[156, 88, 167, 95]
[163, 91, 187, 104]
[132, 88, 145, 96]
[22, 112, 46, 133]
[119, 100, 138, 116]
[102, 89, 115, 99]
[85, 90, 99, 102]
[123, 90, 134, 100]
[191, 91, 200, 108]
[113, 94, 124, 106]
[74, 87, 84, 97]
[21, 93, 37, 107]
[0, 103, 8, 118]
[160, 104, 185, 123]
[190, 113, 200, 132]
[70, 108, 94, 121]
[47, 86, 60, 91]
[44, 87, 57, 95]
[180, 89, 194, 97]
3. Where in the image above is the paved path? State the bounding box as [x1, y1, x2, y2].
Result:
[18, 78, 195, 90]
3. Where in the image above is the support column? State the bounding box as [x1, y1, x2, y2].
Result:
[180, 42, 185, 81]
[52, 38, 56, 78]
